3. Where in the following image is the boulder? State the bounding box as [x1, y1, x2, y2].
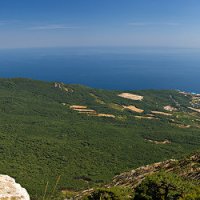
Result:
[0, 175, 30, 200]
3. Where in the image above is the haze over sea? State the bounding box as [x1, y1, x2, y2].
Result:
[0, 47, 200, 93]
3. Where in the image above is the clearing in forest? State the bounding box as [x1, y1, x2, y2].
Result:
[118, 93, 143, 101]
[123, 105, 144, 113]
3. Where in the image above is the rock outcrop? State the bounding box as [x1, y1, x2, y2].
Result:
[0, 175, 30, 200]
[108, 153, 200, 189]
[73, 153, 200, 199]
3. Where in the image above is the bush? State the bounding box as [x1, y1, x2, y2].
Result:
[84, 187, 134, 200]
[134, 172, 200, 200]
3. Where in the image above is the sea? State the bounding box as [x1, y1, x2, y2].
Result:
[0, 47, 200, 93]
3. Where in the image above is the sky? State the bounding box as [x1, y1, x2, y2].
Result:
[0, 0, 200, 48]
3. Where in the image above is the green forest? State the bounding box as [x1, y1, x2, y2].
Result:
[0, 78, 199, 199]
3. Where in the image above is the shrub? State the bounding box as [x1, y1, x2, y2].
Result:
[84, 187, 134, 200]
[134, 172, 200, 200]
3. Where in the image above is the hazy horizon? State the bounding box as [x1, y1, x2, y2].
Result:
[1, 1, 200, 92]
[0, 46, 200, 93]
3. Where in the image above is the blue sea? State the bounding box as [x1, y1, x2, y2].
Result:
[0, 47, 200, 92]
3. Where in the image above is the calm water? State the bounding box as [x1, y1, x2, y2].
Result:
[0, 47, 200, 92]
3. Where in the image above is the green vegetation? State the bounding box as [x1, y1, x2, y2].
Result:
[0, 78, 199, 199]
[135, 172, 200, 200]
[84, 187, 134, 200]
[86, 171, 200, 200]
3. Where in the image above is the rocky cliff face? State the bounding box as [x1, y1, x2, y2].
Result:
[0, 175, 30, 200]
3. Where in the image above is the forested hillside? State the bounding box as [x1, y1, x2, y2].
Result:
[0, 78, 199, 199]
[82, 153, 200, 200]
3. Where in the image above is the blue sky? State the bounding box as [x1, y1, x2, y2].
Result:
[0, 0, 200, 48]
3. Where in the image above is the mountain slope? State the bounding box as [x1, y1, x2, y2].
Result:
[77, 153, 200, 199]
[0, 78, 199, 199]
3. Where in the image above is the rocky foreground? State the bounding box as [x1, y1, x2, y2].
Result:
[0, 175, 30, 200]
[73, 153, 200, 199]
